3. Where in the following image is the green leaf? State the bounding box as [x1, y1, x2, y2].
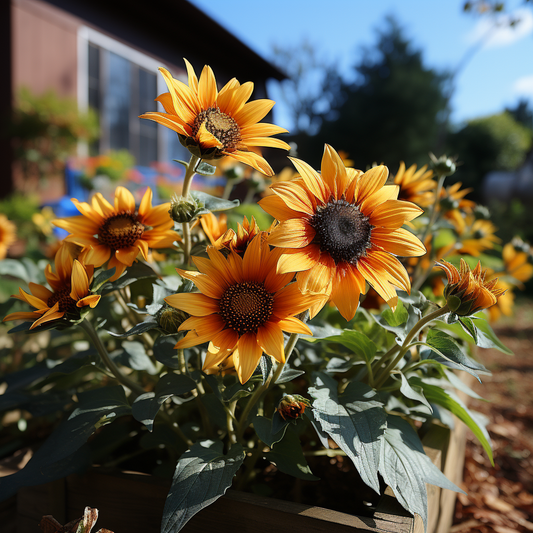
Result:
[313, 330, 378, 363]
[191, 190, 239, 215]
[109, 317, 159, 338]
[195, 161, 216, 176]
[114, 341, 158, 375]
[309, 372, 386, 493]
[459, 317, 478, 343]
[0, 258, 31, 283]
[153, 336, 183, 369]
[132, 373, 196, 431]
[92, 267, 116, 293]
[0, 387, 130, 500]
[397, 373, 432, 413]
[265, 428, 319, 480]
[472, 314, 514, 355]
[161, 440, 245, 533]
[424, 330, 488, 379]
[373, 300, 421, 344]
[102, 262, 158, 293]
[413, 378, 493, 464]
[382, 299, 409, 326]
[253, 415, 289, 447]
[259, 355, 273, 385]
[199, 394, 228, 428]
[379, 416, 464, 531]
[275, 367, 305, 384]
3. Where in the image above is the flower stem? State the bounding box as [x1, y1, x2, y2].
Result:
[80, 319, 145, 397]
[235, 332, 299, 442]
[181, 154, 200, 267]
[373, 305, 449, 389]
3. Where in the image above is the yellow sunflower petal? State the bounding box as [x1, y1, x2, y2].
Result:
[77, 294, 101, 308]
[276, 316, 313, 335]
[198, 65, 218, 109]
[235, 333, 263, 384]
[257, 322, 285, 363]
[164, 293, 220, 316]
[268, 219, 315, 249]
[70, 260, 90, 301]
[289, 156, 330, 204]
[114, 187, 136, 213]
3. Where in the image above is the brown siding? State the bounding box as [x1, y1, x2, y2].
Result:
[12, 0, 79, 98]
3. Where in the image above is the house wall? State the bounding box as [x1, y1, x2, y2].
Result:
[12, 0, 79, 98]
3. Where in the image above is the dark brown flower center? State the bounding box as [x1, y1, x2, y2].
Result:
[192, 107, 241, 151]
[310, 199, 372, 265]
[47, 286, 77, 314]
[98, 213, 145, 250]
[219, 282, 274, 335]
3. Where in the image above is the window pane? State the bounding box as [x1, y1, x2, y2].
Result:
[106, 52, 131, 151]
[138, 68, 158, 166]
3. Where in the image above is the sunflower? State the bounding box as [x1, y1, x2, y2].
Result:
[0, 214, 17, 260]
[164, 236, 322, 384]
[501, 241, 533, 285]
[258, 145, 426, 321]
[198, 212, 228, 245]
[3, 243, 100, 329]
[214, 216, 269, 254]
[393, 162, 436, 208]
[456, 217, 500, 257]
[139, 59, 290, 175]
[440, 182, 476, 234]
[437, 259, 505, 316]
[53, 187, 178, 281]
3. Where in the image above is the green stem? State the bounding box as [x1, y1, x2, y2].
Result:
[412, 173, 447, 292]
[222, 178, 235, 200]
[80, 319, 145, 397]
[235, 332, 299, 442]
[227, 401, 237, 446]
[373, 305, 449, 389]
[181, 154, 200, 267]
[178, 348, 187, 374]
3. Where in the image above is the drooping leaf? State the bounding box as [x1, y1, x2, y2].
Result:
[109, 317, 159, 338]
[114, 341, 158, 375]
[372, 300, 421, 344]
[313, 330, 378, 363]
[0, 258, 31, 283]
[92, 267, 116, 293]
[265, 428, 319, 481]
[397, 373, 432, 414]
[413, 378, 493, 464]
[161, 440, 245, 533]
[309, 372, 386, 493]
[275, 366, 305, 384]
[0, 387, 130, 501]
[153, 335, 183, 369]
[472, 314, 514, 355]
[381, 299, 409, 327]
[379, 416, 464, 532]
[132, 373, 196, 431]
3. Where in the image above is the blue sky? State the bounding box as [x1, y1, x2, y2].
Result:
[189, 0, 533, 131]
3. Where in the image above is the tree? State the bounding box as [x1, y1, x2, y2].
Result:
[447, 111, 532, 197]
[299, 17, 449, 170]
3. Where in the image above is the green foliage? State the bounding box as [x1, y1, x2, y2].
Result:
[300, 17, 449, 168]
[447, 111, 532, 196]
[10, 87, 99, 180]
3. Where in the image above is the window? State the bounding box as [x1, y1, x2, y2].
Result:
[78, 27, 189, 166]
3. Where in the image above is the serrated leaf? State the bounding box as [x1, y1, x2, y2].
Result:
[253, 415, 289, 447]
[161, 440, 245, 533]
[132, 373, 196, 431]
[308, 372, 386, 493]
[314, 330, 377, 363]
[0, 387, 130, 501]
[191, 190, 239, 215]
[265, 428, 318, 480]
[413, 378, 493, 464]
[379, 416, 464, 532]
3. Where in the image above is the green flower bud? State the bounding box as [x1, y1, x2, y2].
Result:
[157, 305, 189, 334]
[169, 195, 198, 223]
[429, 153, 457, 177]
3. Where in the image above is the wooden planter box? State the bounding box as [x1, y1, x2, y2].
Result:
[1, 414, 468, 533]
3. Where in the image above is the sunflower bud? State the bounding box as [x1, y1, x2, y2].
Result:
[276, 394, 311, 421]
[437, 258, 506, 316]
[169, 195, 199, 223]
[157, 305, 189, 334]
[429, 153, 456, 177]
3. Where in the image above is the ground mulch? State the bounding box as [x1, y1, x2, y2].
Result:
[451, 300, 533, 533]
